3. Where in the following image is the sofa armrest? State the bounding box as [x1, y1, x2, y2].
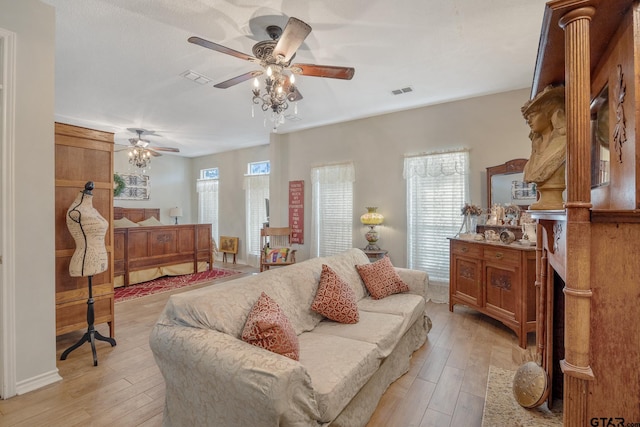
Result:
[150, 324, 321, 426]
[395, 267, 428, 299]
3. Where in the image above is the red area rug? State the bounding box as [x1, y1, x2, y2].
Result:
[114, 268, 242, 303]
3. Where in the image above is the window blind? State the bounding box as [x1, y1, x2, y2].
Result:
[244, 174, 269, 267]
[404, 150, 470, 300]
[196, 178, 219, 244]
[310, 163, 355, 258]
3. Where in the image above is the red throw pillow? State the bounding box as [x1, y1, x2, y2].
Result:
[241, 292, 300, 360]
[311, 264, 359, 324]
[356, 256, 409, 299]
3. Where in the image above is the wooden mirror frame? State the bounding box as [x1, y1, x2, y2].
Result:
[486, 158, 529, 208]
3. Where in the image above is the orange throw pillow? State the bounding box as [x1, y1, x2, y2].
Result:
[241, 292, 300, 360]
[311, 264, 359, 324]
[356, 256, 409, 300]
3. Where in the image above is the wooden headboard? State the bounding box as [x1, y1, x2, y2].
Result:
[114, 207, 160, 223]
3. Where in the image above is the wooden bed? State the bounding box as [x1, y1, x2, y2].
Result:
[113, 207, 214, 287]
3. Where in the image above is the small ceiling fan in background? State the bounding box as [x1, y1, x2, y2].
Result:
[115, 128, 180, 157]
[188, 16, 355, 96]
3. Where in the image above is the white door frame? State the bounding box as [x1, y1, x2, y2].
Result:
[0, 27, 18, 399]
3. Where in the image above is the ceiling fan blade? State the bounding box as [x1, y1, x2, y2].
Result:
[188, 36, 257, 62]
[126, 128, 156, 136]
[292, 63, 355, 80]
[214, 70, 264, 89]
[148, 149, 163, 157]
[273, 18, 311, 63]
[149, 146, 180, 153]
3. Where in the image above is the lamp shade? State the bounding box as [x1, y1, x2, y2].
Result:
[360, 207, 384, 225]
[169, 207, 183, 218]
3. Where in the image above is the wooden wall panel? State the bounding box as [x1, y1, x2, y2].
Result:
[589, 222, 640, 419]
[55, 123, 114, 338]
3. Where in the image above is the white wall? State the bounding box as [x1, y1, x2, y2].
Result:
[268, 89, 533, 267]
[0, 0, 59, 396]
[191, 144, 270, 263]
[114, 150, 193, 225]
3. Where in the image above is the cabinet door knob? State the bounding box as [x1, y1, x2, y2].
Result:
[461, 247, 468, 253]
[495, 252, 504, 259]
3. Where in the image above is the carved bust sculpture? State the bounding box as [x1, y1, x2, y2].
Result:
[522, 85, 566, 210]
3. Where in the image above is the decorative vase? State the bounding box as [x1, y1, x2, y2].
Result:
[463, 214, 478, 234]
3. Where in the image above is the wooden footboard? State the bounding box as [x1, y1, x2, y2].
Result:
[113, 208, 213, 286]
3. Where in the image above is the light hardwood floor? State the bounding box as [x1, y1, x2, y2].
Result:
[0, 264, 534, 427]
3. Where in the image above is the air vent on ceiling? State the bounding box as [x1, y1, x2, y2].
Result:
[180, 70, 212, 85]
[391, 86, 413, 95]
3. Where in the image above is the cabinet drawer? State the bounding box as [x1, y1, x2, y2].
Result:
[484, 246, 520, 265]
[451, 240, 483, 257]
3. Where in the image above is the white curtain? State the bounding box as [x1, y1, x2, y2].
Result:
[244, 174, 269, 267]
[310, 162, 355, 258]
[404, 150, 470, 303]
[196, 178, 219, 246]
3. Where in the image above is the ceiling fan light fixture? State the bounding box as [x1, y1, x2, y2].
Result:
[128, 146, 152, 171]
[188, 16, 353, 132]
[251, 67, 299, 131]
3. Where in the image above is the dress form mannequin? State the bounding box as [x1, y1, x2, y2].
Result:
[67, 182, 109, 277]
[61, 181, 116, 365]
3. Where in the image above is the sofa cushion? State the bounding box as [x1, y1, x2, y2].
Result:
[311, 264, 359, 324]
[241, 292, 300, 360]
[298, 332, 381, 422]
[321, 249, 370, 301]
[311, 310, 404, 358]
[356, 257, 409, 299]
[358, 293, 426, 337]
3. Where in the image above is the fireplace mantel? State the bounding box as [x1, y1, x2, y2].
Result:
[529, 1, 640, 425]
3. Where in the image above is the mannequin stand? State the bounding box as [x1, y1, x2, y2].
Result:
[60, 275, 116, 366]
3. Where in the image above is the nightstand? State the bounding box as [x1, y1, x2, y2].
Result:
[363, 249, 388, 262]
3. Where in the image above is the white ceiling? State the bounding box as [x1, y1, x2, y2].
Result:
[42, 0, 549, 157]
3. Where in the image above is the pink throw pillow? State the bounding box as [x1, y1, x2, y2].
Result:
[311, 264, 359, 324]
[356, 256, 409, 300]
[241, 292, 300, 360]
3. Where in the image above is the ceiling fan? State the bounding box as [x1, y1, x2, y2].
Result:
[122, 129, 180, 157]
[188, 17, 355, 96]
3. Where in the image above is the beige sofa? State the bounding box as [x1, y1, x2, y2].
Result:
[150, 248, 432, 427]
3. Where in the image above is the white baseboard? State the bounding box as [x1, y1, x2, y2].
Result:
[16, 369, 62, 396]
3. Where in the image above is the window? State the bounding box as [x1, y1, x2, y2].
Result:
[197, 168, 219, 244]
[201, 168, 219, 180]
[404, 150, 470, 302]
[244, 162, 269, 267]
[310, 162, 355, 257]
[248, 160, 270, 175]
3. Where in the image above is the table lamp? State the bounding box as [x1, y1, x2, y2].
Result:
[169, 207, 183, 224]
[360, 207, 384, 250]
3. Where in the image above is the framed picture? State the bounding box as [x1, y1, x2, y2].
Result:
[219, 236, 239, 254]
[115, 173, 150, 200]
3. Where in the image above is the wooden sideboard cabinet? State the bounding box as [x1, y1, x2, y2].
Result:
[449, 238, 536, 348]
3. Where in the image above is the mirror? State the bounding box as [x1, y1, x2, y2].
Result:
[591, 84, 610, 187]
[486, 158, 536, 208]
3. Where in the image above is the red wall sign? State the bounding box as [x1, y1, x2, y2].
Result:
[288, 180, 304, 244]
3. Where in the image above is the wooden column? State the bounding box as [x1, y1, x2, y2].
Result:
[558, 7, 596, 427]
